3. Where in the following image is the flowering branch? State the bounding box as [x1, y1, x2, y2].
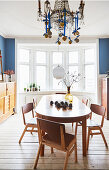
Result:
[58, 71, 85, 87]
[4, 70, 15, 76]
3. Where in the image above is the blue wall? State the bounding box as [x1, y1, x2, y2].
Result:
[5, 39, 15, 71]
[99, 38, 109, 74]
[1, 36, 109, 74]
[0, 35, 5, 72]
[0, 36, 15, 72]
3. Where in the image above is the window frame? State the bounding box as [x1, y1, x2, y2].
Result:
[33, 50, 48, 90]
[17, 44, 97, 93]
[50, 50, 64, 90]
[84, 47, 96, 92]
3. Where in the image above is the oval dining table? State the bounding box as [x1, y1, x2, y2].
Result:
[35, 94, 91, 157]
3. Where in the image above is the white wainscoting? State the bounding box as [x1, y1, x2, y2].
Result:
[17, 91, 96, 113]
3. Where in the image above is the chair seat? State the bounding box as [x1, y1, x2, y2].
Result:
[43, 133, 75, 148]
[26, 118, 37, 125]
[78, 119, 101, 127]
[87, 119, 101, 127]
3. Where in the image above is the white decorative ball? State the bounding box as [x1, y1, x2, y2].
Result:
[53, 65, 65, 79]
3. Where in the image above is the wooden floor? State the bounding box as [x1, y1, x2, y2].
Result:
[0, 113, 109, 170]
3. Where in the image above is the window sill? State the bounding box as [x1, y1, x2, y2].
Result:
[18, 90, 96, 95]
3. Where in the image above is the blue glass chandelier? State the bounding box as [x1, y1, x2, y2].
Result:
[37, 0, 85, 45]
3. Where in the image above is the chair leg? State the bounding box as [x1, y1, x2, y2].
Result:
[90, 112, 92, 120]
[19, 126, 27, 144]
[86, 128, 90, 150]
[63, 151, 69, 170]
[75, 141, 77, 163]
[51, 147, 54, 154]
[34, 143, 42, 169]
[75, 123, 78, 136]
[31, 127, 34, 135]
[90, 130, 93, 138]
[72, 123, 73, 128]
[99, 128, 108, 148]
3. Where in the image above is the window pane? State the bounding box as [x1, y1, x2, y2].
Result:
[53, 52, 62, 64]
[19, 49, 29, 63]
[85, 65, 95, 91]
[53, 78, 62, 90]
[35, 66, 46, 90]
[36, 51, 46, 64]
[19, 65, 29, 91]
[69, 51, 78, 64]
[85, 49, 95, 63]
[69, 66, 78, 75]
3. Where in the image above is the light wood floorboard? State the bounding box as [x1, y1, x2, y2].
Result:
[0, 114, 109, 169]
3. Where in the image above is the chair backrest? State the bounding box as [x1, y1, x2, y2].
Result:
[37, 118, 66, 148]
[90, 104, 106, 127]
[33, 97, 37, 108]
[33, 97, 37, 117]
[82, 98, 88, 106]
[22, 103, 34, 125]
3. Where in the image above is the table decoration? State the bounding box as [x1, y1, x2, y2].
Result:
[59, 71, 83, 102]
[50, 100, 72, 110]
[53, 65, 84, 102]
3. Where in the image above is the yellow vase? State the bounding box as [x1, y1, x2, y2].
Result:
[65, 86, 73, 103]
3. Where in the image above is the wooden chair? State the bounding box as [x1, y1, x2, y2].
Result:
[33, 97, 37, 109]
[78, 98, 90, 125]
[82, 98, 88, 106]
[19, 103, 38, 144]
[34, 118, 77, 170]
[74, 98, 89, 131]
[87, 104, 108, 150]
[31, 97, 38, 134]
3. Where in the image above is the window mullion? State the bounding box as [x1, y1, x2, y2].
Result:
[46, 51, 49, 90]
[30, 49, 34, 84]
[49, 51, 53, 90]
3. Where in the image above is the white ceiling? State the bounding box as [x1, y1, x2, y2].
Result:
[0, 0, 109, 38]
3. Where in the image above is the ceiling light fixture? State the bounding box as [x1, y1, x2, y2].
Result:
[37, 0, 85, 45]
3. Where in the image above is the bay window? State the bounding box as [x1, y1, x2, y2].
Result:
[17, 44, 96, 92]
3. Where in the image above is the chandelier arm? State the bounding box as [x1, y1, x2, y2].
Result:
[64, 9, 66, 36]
[75, 16, 77, 32]
[45, 14, 48, 33]
[48, 11, 51, 31]
[77, 12, 79, 29]
[38, 0, 41, 13]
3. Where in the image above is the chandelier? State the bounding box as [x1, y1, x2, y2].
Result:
[37, 0, 85, 45]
